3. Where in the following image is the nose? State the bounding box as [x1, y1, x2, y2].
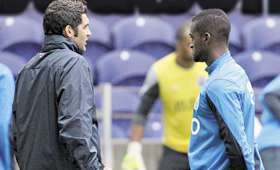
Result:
[87, 28, 92, 37]
[189, 44, 193, 49]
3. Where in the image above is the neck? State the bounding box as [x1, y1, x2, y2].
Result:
[176, 55, 194, 68]
[206, 44, 229, 67]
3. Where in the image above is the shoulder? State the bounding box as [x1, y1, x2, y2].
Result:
[154, 52, 176, 67]
[206, 79, 241, 100]
[61, 49, 85, 61]
[210, 60, 247, 86]
[153, 52, 177, 75]
[50, 49, 88, 68]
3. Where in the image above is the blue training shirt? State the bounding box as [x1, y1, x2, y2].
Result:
[188, 52, 264, 170]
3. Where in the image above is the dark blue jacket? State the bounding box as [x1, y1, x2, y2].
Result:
[12, 35, 104, 170]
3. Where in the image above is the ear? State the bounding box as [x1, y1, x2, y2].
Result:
[63, 25, 74, 38]
[204, 32, 211, 44]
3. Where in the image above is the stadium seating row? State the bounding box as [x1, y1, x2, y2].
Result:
[2, 47, 280, 89]
[1, 13, 280, 82]
[2, 2, 279, 64]
[2, 8, 280, 60]
[1, 13, 280, 61]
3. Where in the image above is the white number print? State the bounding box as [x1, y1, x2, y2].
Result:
[194, 94, 200, 110]
[247, 81, 255, 105]
[191, 118, 200, 135]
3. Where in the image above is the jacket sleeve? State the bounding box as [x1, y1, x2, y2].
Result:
[56, 57, 104, 170]
[263, 89, 280, 121]
[0, 65, 15, 170]
[206, 79, 254, 170]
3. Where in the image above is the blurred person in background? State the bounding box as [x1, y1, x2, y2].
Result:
[256, 74, 280, 170]
[188, 8, 264, 169]
[121, 20, 208, 170]
[0, 62, 15, 170]
[11, 0, 111, 169]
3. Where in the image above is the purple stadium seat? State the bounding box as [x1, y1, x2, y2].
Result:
[242, 16, 280, 54]
[94, 87, 140, 114]
[0, 16, 44, 61]
[112, 16, 175, 60]
[234, 50, 280, 87]
[96, 50, 156, 86]
[21, 1, 44, 24]
[87, 11, 132, 30]
[227, 1, 261, 28]
[159, 12, 193, 31]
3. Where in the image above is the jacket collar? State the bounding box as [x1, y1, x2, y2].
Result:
[41, 35, 84, 55]
[205, 51, 231, 75]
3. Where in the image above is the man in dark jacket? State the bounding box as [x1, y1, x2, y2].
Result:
[11, 0, 112, 169]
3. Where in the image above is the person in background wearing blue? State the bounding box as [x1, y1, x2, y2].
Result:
[188, 8, 264, 169]
[256, 74, 280, 170]
[0, 62, 15, 170]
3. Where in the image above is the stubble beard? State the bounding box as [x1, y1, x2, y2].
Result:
[193, 49, 208, 63]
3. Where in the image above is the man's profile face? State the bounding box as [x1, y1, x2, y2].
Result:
[189, 22, 208, 63]
[71, 14, 91, 51]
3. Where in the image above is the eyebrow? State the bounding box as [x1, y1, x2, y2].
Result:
[83, 23, 89, 29]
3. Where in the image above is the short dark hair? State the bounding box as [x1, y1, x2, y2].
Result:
[192, 8, 231, 43]
[176, 20, 191, 41]
[43, 0, 87, 36]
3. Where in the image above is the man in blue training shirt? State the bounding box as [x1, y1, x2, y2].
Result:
[188, 8, 264, 170]
[256, 74, 280, 170]
[0, 62, 15, 170]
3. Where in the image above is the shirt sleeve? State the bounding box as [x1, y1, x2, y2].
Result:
[206, 79, 254, 170]
[132, 65, 159, 126]
[56, 58, 104, 170]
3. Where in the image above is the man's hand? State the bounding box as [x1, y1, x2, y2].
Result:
[104, 167, 112, 170]
[121, 141, 146, 170]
